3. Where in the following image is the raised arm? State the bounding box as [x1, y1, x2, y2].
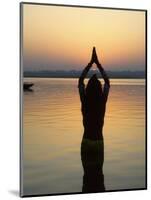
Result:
[92, 47, 110, 102]
[78, 62, 92, 88]
[78, 48, 94, 103]
[97, 63, 110, 102]
[78, 62, 92, 103]
[97, 63, 110, 87]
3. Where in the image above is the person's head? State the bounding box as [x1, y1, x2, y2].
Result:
[85, 74, 103, 107]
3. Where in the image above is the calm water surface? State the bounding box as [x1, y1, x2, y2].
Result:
[23, 78, 146, 195]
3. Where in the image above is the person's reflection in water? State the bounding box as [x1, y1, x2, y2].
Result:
[81, 138, 105, 192]
[78, 47, 110, 193]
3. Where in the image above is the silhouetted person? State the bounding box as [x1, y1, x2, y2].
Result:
[78, 47, 110, 192]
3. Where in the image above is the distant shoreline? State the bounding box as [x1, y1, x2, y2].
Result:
[24, 76, 145, 79]
[24, 70, 145, 79]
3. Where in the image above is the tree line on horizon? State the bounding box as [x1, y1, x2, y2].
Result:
[24, 70, 145, 79]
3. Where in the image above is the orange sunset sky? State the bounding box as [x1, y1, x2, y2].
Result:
[22, 4, 146, 71]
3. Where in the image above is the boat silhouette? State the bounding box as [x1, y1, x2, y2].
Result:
[23, 83, 34, 91]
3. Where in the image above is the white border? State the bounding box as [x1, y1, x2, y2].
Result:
[0, 0, 150, 199]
